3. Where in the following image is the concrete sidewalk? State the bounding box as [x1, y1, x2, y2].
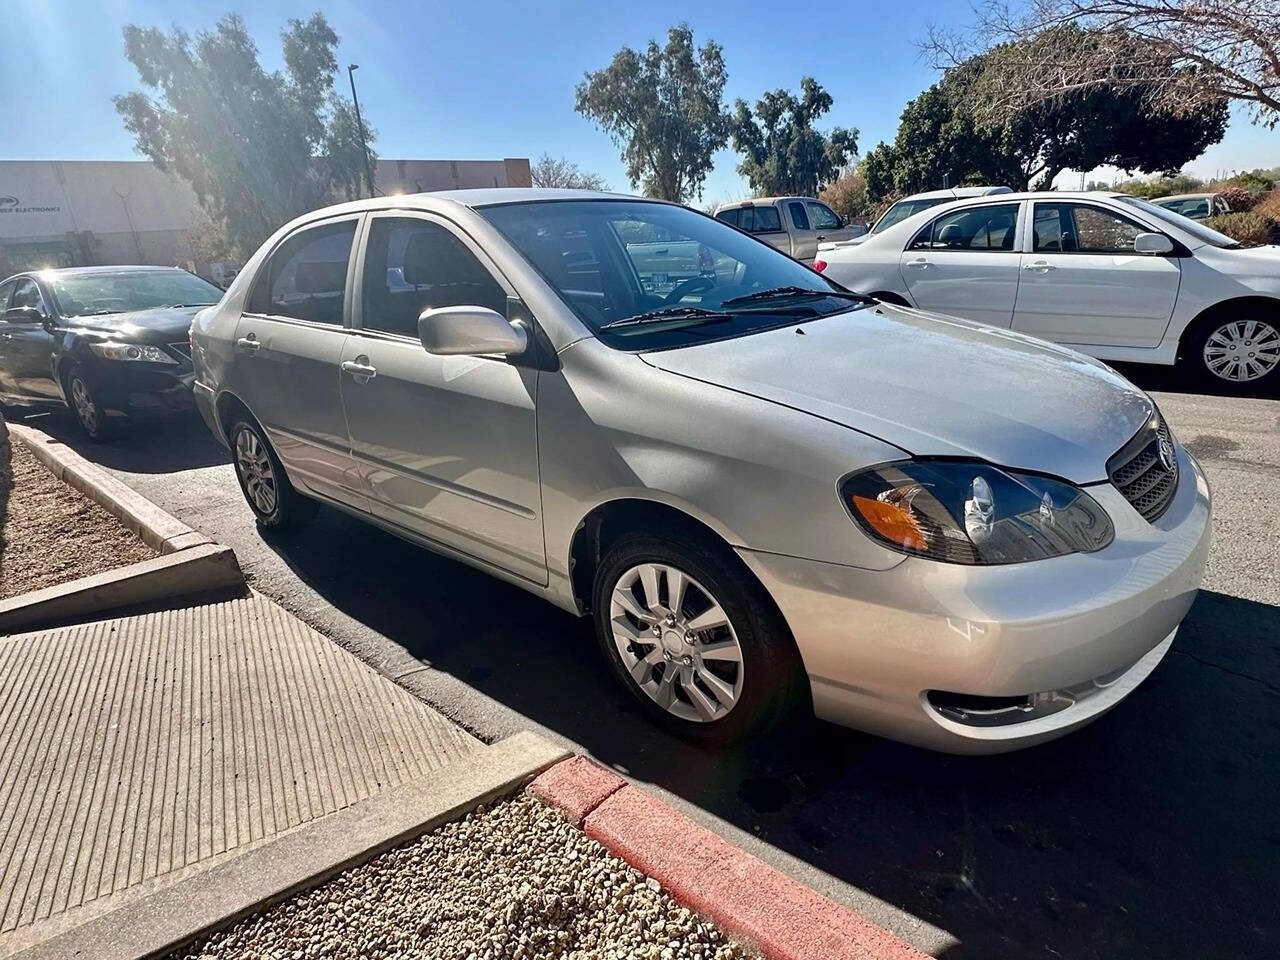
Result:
[0, 593, 483, 956]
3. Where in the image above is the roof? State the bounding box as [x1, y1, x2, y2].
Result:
[1, 265, 189, 284]
[712, 196, 819, 209]
[407, 187, 645, 207]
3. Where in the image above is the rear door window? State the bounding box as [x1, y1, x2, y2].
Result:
[715, 208, 741, 227]
[740, 206, 783, 234]
[251, 221, 356, 325]
[910, 203, 1020, 251]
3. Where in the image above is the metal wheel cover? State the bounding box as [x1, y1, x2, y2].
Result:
[71, 378, 97, 431]
[1203, 319, 1280, 382]
[234, 428, 279, 516]
[609, 562, 744, 723]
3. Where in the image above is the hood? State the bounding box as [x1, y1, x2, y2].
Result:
[640, 304, 1154, 484]
[64, 306, 200, 344]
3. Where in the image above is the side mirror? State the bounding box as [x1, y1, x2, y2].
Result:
[418, 305, 528, 357]
[3, 306, 45, 324]
[1134, 232, 1174, 256]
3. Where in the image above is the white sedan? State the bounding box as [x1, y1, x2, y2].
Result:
[816, 191, 1280, 390]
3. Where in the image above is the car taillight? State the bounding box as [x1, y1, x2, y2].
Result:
[813, 259, 827, 273]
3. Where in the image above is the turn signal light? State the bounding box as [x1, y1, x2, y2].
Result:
[850, 494, 928, 552]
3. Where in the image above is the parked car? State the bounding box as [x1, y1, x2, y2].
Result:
[193, 188, 1210, 753]
[712, 196, 864, 261]
[816, 190, 1280, 390]
[1152, 192, 1234, 221]
[831, 186, 1013, 250]
[0, 266, 222, 439]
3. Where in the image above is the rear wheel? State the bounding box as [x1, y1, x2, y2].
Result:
[592, 530, 803, 745]
[229, 418, 317, 530]
[1187, 313, 1280, 390]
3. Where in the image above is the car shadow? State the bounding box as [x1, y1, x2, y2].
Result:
[259, 509, 1278, 960]
[14, 409, 230, 473]
[1114, 361, 1280, 400]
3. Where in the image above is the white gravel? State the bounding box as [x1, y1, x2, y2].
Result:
[172, 793, 760, 960]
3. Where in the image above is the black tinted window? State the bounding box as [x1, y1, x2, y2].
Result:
[715, 208, 740, 227]
[910, 203, 1019, 252]
[0, 281, 13, 309]
[788, 202, 811, 230]
[10, 279, 45, 311]
[255, 221, 355, 324]
[361, 218, 507, 337]
[740, 206, 783, 233]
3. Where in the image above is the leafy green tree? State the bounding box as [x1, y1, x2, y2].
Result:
[575, 24, 729, 202]
[864, 32, 1227, 200]
[729, 78, 856, 197]
[115, 13, 374, 257]
[859, 144, 898, 204]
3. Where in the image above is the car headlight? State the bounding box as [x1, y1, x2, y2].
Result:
[88, 342, 177, 364]
[841, 460, 1114, 564]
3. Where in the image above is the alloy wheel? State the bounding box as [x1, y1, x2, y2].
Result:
[609, 562, 744, 723]
[70, 377, 98, 433]
[1202, 319, 1280, 382]
[234, 427, 279, 516]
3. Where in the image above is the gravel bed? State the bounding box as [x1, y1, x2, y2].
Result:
[173, 792, 760, 960]
[0, 437, 156, 598]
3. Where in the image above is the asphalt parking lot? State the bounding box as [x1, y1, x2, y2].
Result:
[18, 369, 1279, 960]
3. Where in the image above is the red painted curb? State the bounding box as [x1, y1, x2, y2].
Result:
[527, 755, 626, 827]
[529, 759, 929, 960]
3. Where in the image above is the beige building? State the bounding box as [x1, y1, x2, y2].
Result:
[0, 157, 532, 278]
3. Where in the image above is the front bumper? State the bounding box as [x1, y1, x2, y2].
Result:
[739, 446, 1212, 754]
[82, 358, 195, 417]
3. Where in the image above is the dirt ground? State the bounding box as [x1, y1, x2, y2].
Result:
[0, 438, 156, 599]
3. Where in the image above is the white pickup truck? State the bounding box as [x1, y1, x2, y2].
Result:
[712, 196, 865, 260]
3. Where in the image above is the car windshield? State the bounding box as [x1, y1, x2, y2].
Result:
[872, 197, 948, 234]
[1116, 196, 1240, 248]
[47, 270, 222, 317]
[479, 199, 867, 350]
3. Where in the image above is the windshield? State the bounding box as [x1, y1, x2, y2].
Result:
[48, 270, 222, 317]
[872, 197, 949, 234]
[479, 200, 866, 350]
[1116, 196, 1239, 248]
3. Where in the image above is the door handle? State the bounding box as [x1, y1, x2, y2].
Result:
[1022, 261, 1055, 272]
[906, 258, 929, 269]
[235, 334, 261, 353]
[816, 235, 826, 241]
[341, 358, 377, 381]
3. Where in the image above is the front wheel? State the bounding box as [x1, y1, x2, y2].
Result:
[1187, 315, 1280, 390]
[64, 364, 111, 441]
[229, 418, 317, 531]
[592, 531, 803, 745]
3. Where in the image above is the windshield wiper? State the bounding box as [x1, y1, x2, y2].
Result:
[161, 303, 218, 309]
[600, 306, 733, 330]
[720, 285, 876, 308]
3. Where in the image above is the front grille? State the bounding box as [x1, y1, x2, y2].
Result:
[168, 341, 192, 362]
[1107, 410, 1179, 523]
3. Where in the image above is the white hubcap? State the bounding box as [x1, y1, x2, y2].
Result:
[609, 563, 744, 723]
[1203, 320, 1280, 382]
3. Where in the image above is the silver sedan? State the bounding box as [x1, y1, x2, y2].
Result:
[191, 189, 1210, 753]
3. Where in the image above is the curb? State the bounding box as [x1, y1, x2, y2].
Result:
[529, 758, 931, 960]
[15, 731, 571, 960]
[7, 423, 214, 555]
[0, 543, 244, 634]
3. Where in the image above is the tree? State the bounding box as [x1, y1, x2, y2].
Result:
[926, 0, 1280, 127]
[529, 154, 608, 191]
[819, 170, 870, 221]
[575, 24, 729, 202]
[729, 78, 857, 197]
[114, 13, 374, 258]
[864, 35, 1226, 198]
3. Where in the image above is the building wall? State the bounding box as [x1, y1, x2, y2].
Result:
[0, 157, 533, 276]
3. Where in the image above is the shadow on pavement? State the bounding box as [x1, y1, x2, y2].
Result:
[258, 506, 1278, 960]
[14, 409, 229, 473]
[1114, 361, 1280, 400]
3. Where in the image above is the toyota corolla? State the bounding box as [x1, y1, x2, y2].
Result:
[191, 189, 1211, 753]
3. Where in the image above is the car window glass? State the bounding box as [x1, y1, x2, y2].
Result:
[10, 279, 46, 312]
[361, 218, 507, 337]
[715, 208, 740, 227]
[0, 280, 15, 309]
[788, 202, 811, 231]
[874, 197, 945, 233]
[740, 206, 783, 234]
[1165, 198, 1209, 219]
[1032, 205, 1066, 251]
[910, 203, 1019, 252]
[1034, 203, 1143, 254]
[807, 202, 840, 230]
[257, 221, 356, 325]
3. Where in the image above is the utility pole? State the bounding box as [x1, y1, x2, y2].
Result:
[347, 64, 377, 198]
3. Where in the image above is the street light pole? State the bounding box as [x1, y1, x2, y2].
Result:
[347, 64, 376, 198]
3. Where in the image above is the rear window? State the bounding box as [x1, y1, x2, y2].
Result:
[872, 197, 948, 234]
[715, 208, 740, 227]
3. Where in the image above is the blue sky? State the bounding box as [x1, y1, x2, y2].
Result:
[2, 0, 1275, 200]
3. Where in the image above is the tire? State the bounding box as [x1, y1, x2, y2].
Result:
[1185, 312, 1280, 391]
[64, 364, 112, 441]
[592, 529, 804, 745]
[228, 418, 317, 531]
